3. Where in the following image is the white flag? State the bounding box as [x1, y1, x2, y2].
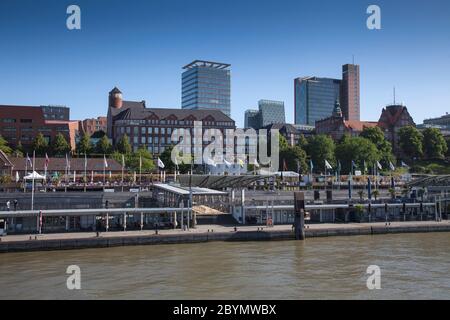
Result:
[376, 161, 382, 170]
[103, 155, 108, 168]
[15, 171, 20, 182]
[325, 160, 333, 170]
[26, 154, 33, 168]
[253, 158, 260, 168]
[158, 157, 165, 169]
[389, 161, 395, 171]
[224, 159, 232, 167]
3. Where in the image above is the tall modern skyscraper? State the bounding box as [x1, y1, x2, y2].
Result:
[258, 99, 286, 127]
[182, 60, 231, 116]
[341, 64, 360, 121]
[294, 77, 341, 126]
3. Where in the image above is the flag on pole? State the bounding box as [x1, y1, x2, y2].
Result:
[325, 160, 333, 170]
[337, 160, 341, 171]
[121, 154, 125, 167]
[283, 159, 288, 171]
[139, 155, 142, 170]
[376, 161, 383, 170]
[84, 153, 87, 171]
[45, 153, 49, 170]
[351, 160, 357, 170]
[310, 160, 314, 171]
[224, 159, 232, 167]
[389, 161, 395, 171]
[15, 171, 20, 182]
[104, 154, 109, 168]
[253, 158, 260, 168]
[26, 154, 33, 168]
[363, 160, 367, 174]
[65, 153, 70, 170]
[158, 157, 165, 169]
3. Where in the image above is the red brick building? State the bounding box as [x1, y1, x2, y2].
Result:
[0, 105, 78, 152]
[378, 104, 415, 157]
[80, 116, 107, 136]
[315, 100, 377, 140]
[341, 64, 360, 121]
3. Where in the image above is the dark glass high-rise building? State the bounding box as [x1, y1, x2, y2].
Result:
[244, 109, 260, 129]
[294, 77, 341, 125]
[182, 60, 231, 116]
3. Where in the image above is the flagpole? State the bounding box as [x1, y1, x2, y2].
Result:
[84, 153, 87, 193]
[139, 155, 142, 190]
[121, 154, 124, 192]
[24, 154, 27, 193]
[31, 150, 36, 211]
[44, 154, 47, 193]
[103, 154, 106, 191]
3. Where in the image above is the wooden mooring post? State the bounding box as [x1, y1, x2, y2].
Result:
[294, 191, 305, 240]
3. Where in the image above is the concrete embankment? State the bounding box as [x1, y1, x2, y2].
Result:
[1, 222, 450, 253]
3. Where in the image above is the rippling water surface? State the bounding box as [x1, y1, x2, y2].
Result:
[1, 233, 449, 299]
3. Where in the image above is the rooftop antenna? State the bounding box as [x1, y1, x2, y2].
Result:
[393, 86, 396, 105]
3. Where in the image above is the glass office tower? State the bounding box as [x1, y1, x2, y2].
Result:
[294, 77, 341, 125]
[245, 109, 260, 129]
[182, 60, 231, 116]
[258, 99, 286, 127]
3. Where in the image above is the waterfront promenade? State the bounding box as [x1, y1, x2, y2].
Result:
[1, 220, 449, 253]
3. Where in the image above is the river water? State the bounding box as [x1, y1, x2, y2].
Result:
[1, 233, 449, 299]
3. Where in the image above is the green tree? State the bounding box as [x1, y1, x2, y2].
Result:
[296, 133, 308, 150]
[422, 128, 448, 159]
[128, 146, 155, 173]
[116, 134, 132, 155]
[51, 133, 71, 156]
[446, 137, 450, 157]
[33, 133, 49, 156]
[278, 134, 289, 151]
[398, 126, 423, 160]
[305, 134, 336, 173]
[76, 133, 93, 155]
[360, 126, 395, 166]
[96, 135, 112, 155]
[335, 136, 381, 174]
[0, 135, 12, 154]
[279, 145, 308, 173]
[14, 141, 25, 157]
[159, 145, 192, 173]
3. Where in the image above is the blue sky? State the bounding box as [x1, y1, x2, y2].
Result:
[1, 0, 449, 127]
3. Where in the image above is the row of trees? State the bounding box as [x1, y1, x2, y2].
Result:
[0, 133, 72, 157]
[278, 126, 397, 174]
[398, 126, 449, 160]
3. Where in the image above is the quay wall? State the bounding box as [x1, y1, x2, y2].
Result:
[1, 223, 450, 253]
